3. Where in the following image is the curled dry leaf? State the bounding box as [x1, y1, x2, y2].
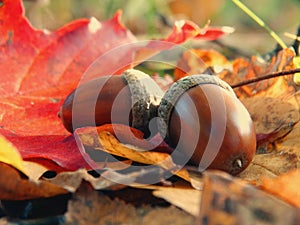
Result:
[74, 124, 154, 150]
[44, 167, 169, 193]
[0, 163, 67, 200]
[44, 169, 130, 192]
[199, 170, 300, 225]
[75, 127, 190, 182]
[23, 161, 49, 181]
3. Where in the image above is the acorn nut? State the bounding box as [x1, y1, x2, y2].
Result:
[158, 74, 256, 175]
[59, 69, 164, 136]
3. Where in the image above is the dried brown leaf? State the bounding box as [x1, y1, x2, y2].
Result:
[0, 163, 67, 200]
[153, 187, 201, 216]
[199, 170, 300, 225]
[22, 161, 49, 181]
[45, 167, 171, 192]
[64, 182, 195, 225]
[242, 96, 299, 134]
[76, 130, 190, 182]
[238, 152, 298, 184]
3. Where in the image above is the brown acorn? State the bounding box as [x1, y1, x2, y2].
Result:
[59, 69, 163, 136]
[158, 74, 256, 175]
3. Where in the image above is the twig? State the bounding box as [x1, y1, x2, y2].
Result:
[285, 32, 300, 42]
[231, 68, 300, 88]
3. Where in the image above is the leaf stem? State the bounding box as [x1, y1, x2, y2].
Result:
[231, 68, 300, 88]
[232, 0, 287, 49]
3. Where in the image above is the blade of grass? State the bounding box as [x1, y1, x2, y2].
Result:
[232, 0, 287, 49]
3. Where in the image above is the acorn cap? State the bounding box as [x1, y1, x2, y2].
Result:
[157, 74, 236, 143]
[121, 69, 163, 135]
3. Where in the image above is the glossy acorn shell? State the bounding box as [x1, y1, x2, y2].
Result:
[59, 69, 163, 135]
[158, 74, 256, 175]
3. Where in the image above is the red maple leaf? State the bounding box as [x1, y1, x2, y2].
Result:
[0, 0, 231, 171]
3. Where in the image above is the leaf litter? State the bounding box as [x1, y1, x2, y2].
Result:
[1, 0, 300, 223]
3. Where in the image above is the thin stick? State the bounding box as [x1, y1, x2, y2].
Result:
[231, 68, 300, 88]
[232, 0, 287, 49]
[284, 32, 300, 42]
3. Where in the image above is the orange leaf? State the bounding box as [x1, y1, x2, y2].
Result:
[174, 48, 229, 81]
[261, 169, 300, 207]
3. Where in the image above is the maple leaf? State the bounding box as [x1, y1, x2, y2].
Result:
[0, 0, 230, 174]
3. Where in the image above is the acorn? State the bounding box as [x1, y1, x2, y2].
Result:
[158, 74, 256, 175]
[59, 69, 163, 136]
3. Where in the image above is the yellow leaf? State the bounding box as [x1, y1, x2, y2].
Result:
[99, 131, 190, 181]
[0, 135, 25, 174]
[77, 130, 190, 182]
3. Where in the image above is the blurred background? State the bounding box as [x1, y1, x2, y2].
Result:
[23, 0, 300, 55]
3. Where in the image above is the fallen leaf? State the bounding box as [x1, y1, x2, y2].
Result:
[0, 135, 49, 182]
[0, 135, 25, 175]
[44, 169, 125, 192]
[256, 124, 296, 153]
[174, 48, 229, 80]
[0, 0, 138, 172]
[199, 170, 300, 225]
[64, 182, 195, 225]
[74, 124, 154, 151]
[238, 152, 298, 184]
[242, 96, 299, 134]
[23, 161, 49, 181]
[75, 128, 190, 182]
[0, 0, 226, 174]
[261, 169, 300, 208]
[232, 48, 296, 98]
[0, 163, 67, 200]
[153, 187, 201, 216]
[5, 134, 98, 172]
[74, 124, 173, 154]
[275, 121, 300, 163]
[44, 167, 167, 193]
